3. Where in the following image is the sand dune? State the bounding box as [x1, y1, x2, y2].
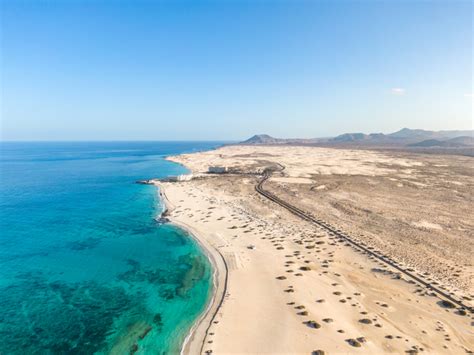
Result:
[160, 145, 473, 354]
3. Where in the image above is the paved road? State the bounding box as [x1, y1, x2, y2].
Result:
[255, 164, 472, 314]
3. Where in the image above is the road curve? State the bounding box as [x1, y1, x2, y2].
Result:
[255, 165, 473, 314]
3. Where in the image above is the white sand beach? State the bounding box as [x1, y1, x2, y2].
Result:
[158, 145, 473, 354]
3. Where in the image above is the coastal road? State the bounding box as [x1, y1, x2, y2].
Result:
[255, 164, 473, 314]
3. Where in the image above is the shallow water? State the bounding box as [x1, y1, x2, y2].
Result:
[0, 141, 221, 354]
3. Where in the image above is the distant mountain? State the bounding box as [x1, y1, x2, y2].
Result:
[329, 128, 473, 146]
[241, 134, 282, 144]
[331, 133, 368, 142]
[240, 134, 327, 145]
[408, 136, 474, 148]
[408, 139, 447, 147]
[330, 132, 386, 142]
[448, 136, 474, 145]
[388, 128, 434, 139]
[240, 128, 473, 149]
[388, 128, 473, 140]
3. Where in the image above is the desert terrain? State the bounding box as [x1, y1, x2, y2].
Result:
[159, 145, 473, 354]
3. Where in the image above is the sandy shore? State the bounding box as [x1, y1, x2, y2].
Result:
[159, 145, 473, 354]
[156, 184, 227, 355]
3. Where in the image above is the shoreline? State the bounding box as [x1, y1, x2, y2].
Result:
[154, 182, 227, 355]
[152, 145, 473, 354]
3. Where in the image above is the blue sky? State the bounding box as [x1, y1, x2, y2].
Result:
[1, 0, 472, 140]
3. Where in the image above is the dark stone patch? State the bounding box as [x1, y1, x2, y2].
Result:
[68, 237, 101, 251]
[437, 300, 456, 309]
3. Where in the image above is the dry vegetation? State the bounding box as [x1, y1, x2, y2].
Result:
[164, 145, 473, 354]
[173, 145, 474, 297]
[266, 152, 474, 296]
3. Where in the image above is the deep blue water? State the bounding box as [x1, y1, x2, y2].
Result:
[0, 141, 222, 354]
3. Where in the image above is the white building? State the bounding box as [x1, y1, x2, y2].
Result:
[177, 174, 193, 181]
[208, 166, 228, 174]
[168, 174, 193, 182]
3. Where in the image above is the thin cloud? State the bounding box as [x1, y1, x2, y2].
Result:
[391, 88, 406, 95]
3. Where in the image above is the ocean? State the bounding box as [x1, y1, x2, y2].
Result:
[0, 141, 222, 354]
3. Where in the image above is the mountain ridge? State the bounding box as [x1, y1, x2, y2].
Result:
[239, 128, 474, 148]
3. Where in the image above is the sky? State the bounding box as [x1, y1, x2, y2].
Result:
[1, 0, 472, 141]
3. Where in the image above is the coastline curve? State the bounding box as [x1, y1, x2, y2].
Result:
[155, 182, 229, 355]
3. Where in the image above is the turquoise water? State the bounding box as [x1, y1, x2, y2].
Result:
[0, 142, 221, 354]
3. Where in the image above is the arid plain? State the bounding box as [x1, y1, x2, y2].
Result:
[158, 145, 473, 354]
